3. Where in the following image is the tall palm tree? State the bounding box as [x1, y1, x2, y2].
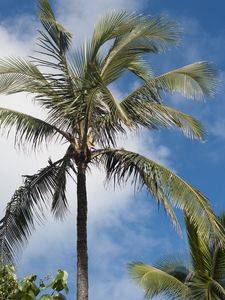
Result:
[129, 214, 225, 300]
[0, 1, 222, 299]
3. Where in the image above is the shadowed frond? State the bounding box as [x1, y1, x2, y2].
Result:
[189, 274, 225, 299]
[99, 149, 223, 240]
[154, 256, 190, 283]
[51, 147, 75, 220]
[0, 108, 69, 149]
[129, 262, 189, 299]
[0, 159, 64, 264]
[185, 214, 211, 274]
[210, 214, 225, 285]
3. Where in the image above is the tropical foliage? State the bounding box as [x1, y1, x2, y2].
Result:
[0, 0, 221, 299]
[129, 214, 225, 299]
[0, 265, 68, 300]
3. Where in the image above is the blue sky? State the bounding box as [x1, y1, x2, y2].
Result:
[0, 0, 225, 299]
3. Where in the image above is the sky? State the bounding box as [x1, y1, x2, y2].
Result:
[0, 0, 225, 299]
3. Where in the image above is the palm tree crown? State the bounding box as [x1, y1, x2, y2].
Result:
[129, 214, 225, 299]
[0, 1, 222, 299]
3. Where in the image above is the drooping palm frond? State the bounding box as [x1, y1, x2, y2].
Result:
[128, 212, 225, 300]
[210, 214, 225, 286]
[154, 61, 217, 99]
[0, 159, 63, 264]
[185, 214, 211, 275]
[121, 62, 217, 113]
[0, 108, 69, 150]
[0, 57, 47, 94]
[153, 254, 190, 283]
[51, 147, 75, 220]
[98, 149, 223, 240]
[121, 100, 206, 140]
[100, 15, 180, 84]
[129, 262, 189, 299]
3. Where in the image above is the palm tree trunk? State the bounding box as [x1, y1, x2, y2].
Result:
[77, 163, 88, 300]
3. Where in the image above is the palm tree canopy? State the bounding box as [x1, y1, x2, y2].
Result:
[129, 214, 225, 299]
[0, 0, 222, 265]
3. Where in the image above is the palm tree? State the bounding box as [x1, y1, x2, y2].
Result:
[129, 214, 225, 300]
[0, 1, 222, 299]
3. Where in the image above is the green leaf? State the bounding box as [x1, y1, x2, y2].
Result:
[51, 270, 69, 293]
[53, 293, 67, 300]
[0, 159, 65, 264]
[100, 148, 223, 240]
[129, 262, 189, 299]
[100, 15, 180, 84]
[40, 295, 54, 300]
[154, 62, 217, 99]
[0, 107, 68, 150]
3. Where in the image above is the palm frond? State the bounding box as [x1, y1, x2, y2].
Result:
[129, 262, 189, 299]
[127, 59, 153, 81]
[154, 62, 217, 99]
[121, 99, 206, 140]
[98, 86, 131, 123]
[91, 11, 143, 60]
[210, 279, 225, 299]
[154, 256, 190, 283]
[185, 214, 211, 275]
[0, 108, 69, 149]
[0, 159, 63, 264]
[188, 273, 225, 299]
[38, 0, 72, 57]
[99, 149, 223, 240]
[100, 15, 180, 84]
[51, 147, 75, 220]
[0, 57, 47, 94]
[210, 213, 225, 285]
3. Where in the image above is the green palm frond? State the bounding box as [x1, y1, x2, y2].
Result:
[98, 86, 131, 123]
[121, 62, 217, 110]
[212, 244, 225, 287]
[129, 262, 189, 299]
[51, 147, 75, 220]
[0, 108, 69, 149]
[154, 256, 190, 283]
[121, 99, 206, 140]
[38, 0, 72, 57]
[185, 214, 211, 275]
[210, 279, 225, 299]
[188, 273, 225, 299]
[127, 59, 153, 81]
[0, 159, 63, 264]
[154, 62, 217, 99]
[0, 57, 47, 94]
[210, 213, 225, 285]
[99, 149, 223, 240]
[100, 16, 180, 84]
[91, 11, 143, 60]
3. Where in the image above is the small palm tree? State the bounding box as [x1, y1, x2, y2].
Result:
[129, 214, 225, 300]
[0, 1, 222, 299]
